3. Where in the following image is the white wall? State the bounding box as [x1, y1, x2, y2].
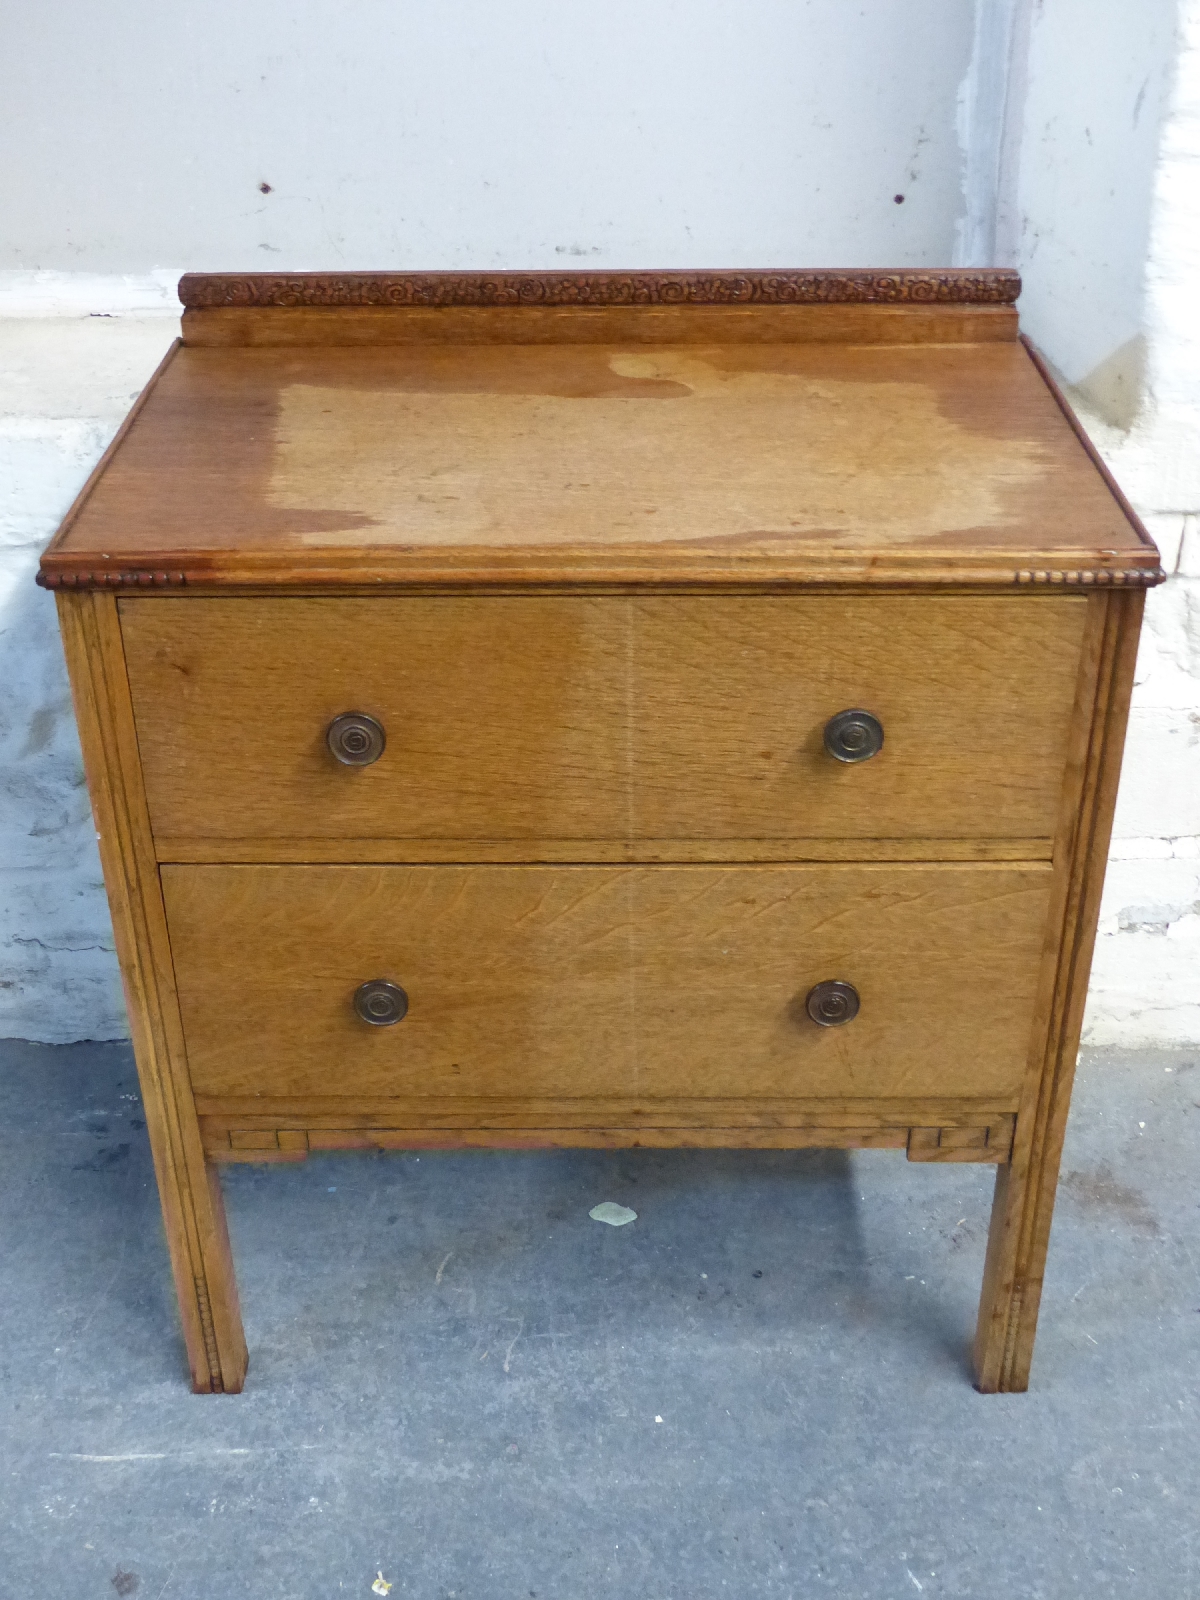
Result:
[1, 0, 975, 273]
[1, 2, 1198, 1044]
[0, 314, 179, 1040]
[1003, 0, 1181, 414]
[1003, 1, 1200, 1044]
[0, 0, 984, 1042]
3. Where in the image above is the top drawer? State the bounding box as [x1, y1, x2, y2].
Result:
[120, 594, 1087, 852]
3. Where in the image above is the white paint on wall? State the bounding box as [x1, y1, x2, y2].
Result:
[1139, 2, 1200, 510]
[1091, 857, 1200, 1046]
[954, 0, 1022, 268]
[0, 542, 125, 1042]
[1, 0, 975, 274]
[2, 300, 1195, 1046]
[0, 272, 182, 319]
[1008, 0, 1180, 414]
[0, 0, 977, 1041]
[1, 3, 1198, 1044]
[0, 315, 178, 1041]
[1057, 3, 1200, 1047]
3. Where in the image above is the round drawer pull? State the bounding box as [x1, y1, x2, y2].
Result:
[823, 709, 883, 764]
[805, 980, 860, 1027]
[327, 712, 386, 767]
[353, 980, 409, 1027]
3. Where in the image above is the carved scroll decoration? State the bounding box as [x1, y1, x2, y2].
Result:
[180, 268, 1022, 310]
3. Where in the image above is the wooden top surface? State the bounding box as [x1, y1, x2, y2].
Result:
[40, 271, 1159, 592]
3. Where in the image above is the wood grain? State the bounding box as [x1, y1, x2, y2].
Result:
[120, 594, 1087, 848]
[153, 837, 1055, 865]
[205, 1128, 910, 1157]
[160, 863, 1053, 1103]
[180, 304, 1019, 349]
[41, 271, 1156, 1391]
[38, 339, 1159, 591]
[1020, 337, 1157, 558]
[973, 590, 1144, 1391]
[193, 1094, 1020, 1126]
[36, 340, 184, 597]
[202, 1123, 1012, 1158]
[54, 592, 247, 1393]
[907, 1119, 1014, 1162]
[197, 1102, 1015, 1160]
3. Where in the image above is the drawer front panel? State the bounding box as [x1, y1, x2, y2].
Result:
[163, 863, 1052, 1103]
[123, 595, 1087, 848]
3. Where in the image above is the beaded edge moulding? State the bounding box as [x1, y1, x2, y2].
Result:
[179, 268, 1022, 310]
[37, 567, 1163, 592]
[43, 266, 1165, 591]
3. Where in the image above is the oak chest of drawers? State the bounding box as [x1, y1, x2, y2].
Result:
[39, 269, 1162, 1393]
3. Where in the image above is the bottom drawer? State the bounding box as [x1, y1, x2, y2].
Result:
[163, 863, 1052, 1104]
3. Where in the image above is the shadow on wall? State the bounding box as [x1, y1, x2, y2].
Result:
[1075, 334, 1148, 435]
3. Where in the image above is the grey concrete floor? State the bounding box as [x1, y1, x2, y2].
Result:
[1, 1040, 1197, 1599]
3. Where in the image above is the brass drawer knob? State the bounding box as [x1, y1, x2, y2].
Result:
[353, 980, 408, 1026]
[327, 712, 386, 766]
[805, 980, 860, 1027]
[824, 709, 883, 763]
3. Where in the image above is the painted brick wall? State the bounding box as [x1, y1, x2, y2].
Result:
[1018, 5, 1200, 1044]
[1, 1, 1197, 1043]
[2, 296, 1195, 1044]
[0, 308, 179, 1039]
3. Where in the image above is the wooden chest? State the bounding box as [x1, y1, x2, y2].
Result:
[39, 269, 1161, 1393]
